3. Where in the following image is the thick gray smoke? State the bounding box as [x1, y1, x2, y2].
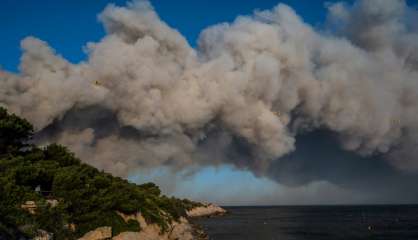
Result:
[1, 0, 418, 199]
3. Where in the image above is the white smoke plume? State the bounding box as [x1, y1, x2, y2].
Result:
[1, 0, 418, 183]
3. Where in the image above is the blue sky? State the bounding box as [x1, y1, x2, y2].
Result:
[0, 0, 343, 72]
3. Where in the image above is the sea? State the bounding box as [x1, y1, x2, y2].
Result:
[194, 205, 418, 240]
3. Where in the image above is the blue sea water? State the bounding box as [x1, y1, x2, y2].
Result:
[194, 205, 418, 240]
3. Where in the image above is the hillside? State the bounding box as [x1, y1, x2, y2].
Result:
[0, 107, 205, 239]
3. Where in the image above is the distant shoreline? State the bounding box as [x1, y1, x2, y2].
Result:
[220, 203, 418, 207]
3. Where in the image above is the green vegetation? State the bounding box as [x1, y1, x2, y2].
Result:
[0, 107, 202, 239]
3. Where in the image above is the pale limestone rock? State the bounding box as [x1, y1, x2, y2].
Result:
[112, 231, 160, 240]
[78, 203, 224, 240]
[78, 226, 112, 240]
[34, 229, 53, 240]
[21, 201, 37, 214]
[21, 199, 59, 215]
[113, 212, 193, 240]
[46, 199, 59, 208]
[186, 204, 226, 218]
[113, 211, 167, 240]
[168, 217, 193, 240]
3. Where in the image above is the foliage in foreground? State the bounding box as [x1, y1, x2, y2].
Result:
[0, 107, 201, 239]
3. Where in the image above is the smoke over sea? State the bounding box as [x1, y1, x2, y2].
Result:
[2, 0, 418, 203]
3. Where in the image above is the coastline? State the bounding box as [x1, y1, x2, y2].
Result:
[186, 203, 227, 218]
[187, 203, 227, 240]
[73, 203, 227, 240]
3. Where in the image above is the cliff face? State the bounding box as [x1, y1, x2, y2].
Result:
[112, 217, 193, 240]
[78, 227, 111, 240]
[76, 204, 226, 240]
[113, 211, 193, 240]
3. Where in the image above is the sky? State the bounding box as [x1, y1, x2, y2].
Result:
[1, 0, 418, 205]
[0, 0, 343, 205]
[0, 0, 341, 72]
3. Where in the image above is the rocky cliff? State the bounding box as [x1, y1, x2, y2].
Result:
[76, 204, 226, 240]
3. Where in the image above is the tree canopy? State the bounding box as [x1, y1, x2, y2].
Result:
[0, 107, 201, 239]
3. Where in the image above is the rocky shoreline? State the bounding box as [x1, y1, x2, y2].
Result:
[72, 203, 227, 240]
[188, 204, 227, 240]
[189, 221, 209, 240]
[186, 204, 227, 218]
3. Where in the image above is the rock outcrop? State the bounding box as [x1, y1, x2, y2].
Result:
[113, 211, 193, 240]
[33, 229, 53, 240]
[77, 215, 193, 240]
[21, 201, 37, 214]
[186, 204, 226, 218]
[76, 204, 226, 240]
[112, 216, 193, 240]
[78, 226, 112, 240]
[21, 199, 59, 215]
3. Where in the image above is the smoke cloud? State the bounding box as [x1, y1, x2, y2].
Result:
[1, 0, 418, 201]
